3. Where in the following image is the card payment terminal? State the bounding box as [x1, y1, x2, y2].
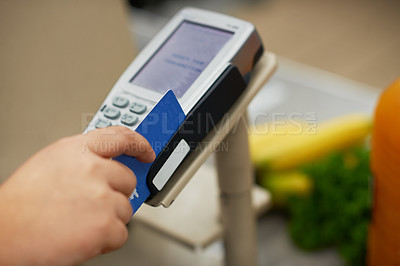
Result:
[85, 7, 264, 213]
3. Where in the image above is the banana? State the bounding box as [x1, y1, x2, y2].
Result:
[249, 121, 307, 159]
[259, 170, 312, 207]
[249, 113, 372, 171]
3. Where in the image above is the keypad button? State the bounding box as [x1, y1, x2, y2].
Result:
[112, 96, 129, 108]
[95, 119, 111, 128]
[121, 113, 138, 126]
[129, 102, 147, 114]
[103, 107, 120, 119]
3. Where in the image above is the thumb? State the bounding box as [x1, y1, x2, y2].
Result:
[84, 126, 156, 163]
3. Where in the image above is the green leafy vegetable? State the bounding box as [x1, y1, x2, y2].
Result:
[288, 145, 371, 265]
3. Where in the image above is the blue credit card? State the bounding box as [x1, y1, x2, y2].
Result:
[114, 90, 185, 214]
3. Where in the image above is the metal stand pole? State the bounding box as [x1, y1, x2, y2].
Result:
[215, 113, 257, 266]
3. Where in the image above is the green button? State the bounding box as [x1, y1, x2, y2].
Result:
[121, 113, 138, 126]
[103, 107, 120, 119]
[129, 102, 147, 114]
[95, 119, 111, 128]
[112, 96, 129, 108]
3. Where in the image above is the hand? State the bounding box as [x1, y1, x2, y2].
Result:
[0, 126, 155, 266]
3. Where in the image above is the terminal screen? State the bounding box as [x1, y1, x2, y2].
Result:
[130, 21, 233, 98]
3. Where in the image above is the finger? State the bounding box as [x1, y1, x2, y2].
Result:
[112, 192, 134, 224]
[99, 159, 137, 197]
[84, 126, 156, 163]
[101, 220, 129, 254]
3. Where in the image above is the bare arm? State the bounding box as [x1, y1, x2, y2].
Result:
[0, 126, 155, 266]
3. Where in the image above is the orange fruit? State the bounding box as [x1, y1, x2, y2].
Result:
[369, 78, 400, 266]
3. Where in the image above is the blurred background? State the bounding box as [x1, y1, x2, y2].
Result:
[0, 0, 399, 265]
[127, 0, 399, 88]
